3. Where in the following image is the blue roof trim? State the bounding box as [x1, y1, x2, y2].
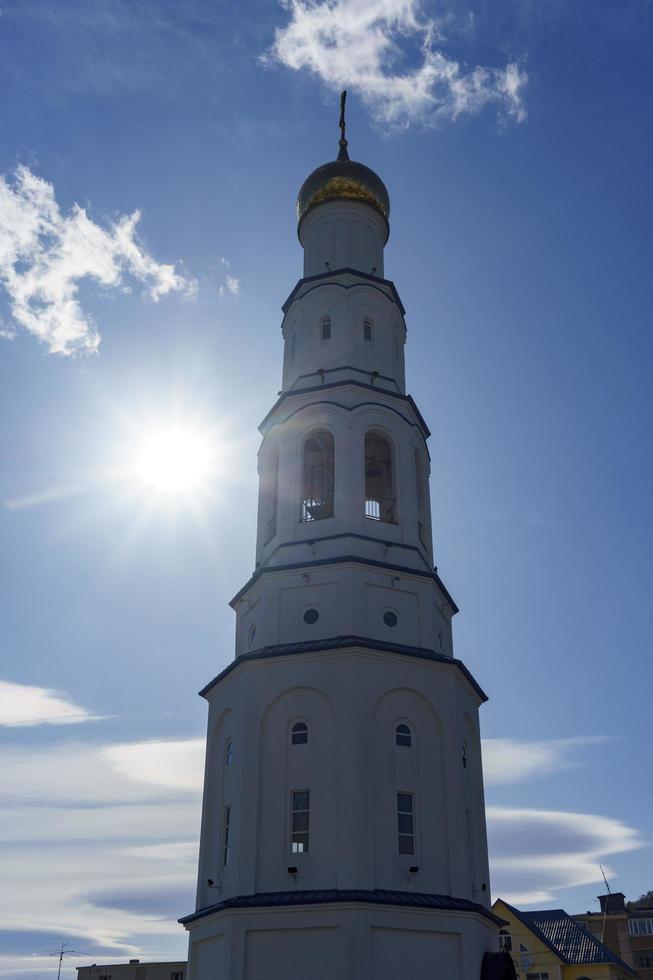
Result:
[282, 269, 406, 316]
[179, 888, 506, 927]
[198, 635, 486, 702]
[499, 901, 637, 974]
[229, 554, 457, 613]
[258, 381, 431, 440]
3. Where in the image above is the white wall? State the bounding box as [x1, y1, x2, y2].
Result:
[299, 200, 387, 278]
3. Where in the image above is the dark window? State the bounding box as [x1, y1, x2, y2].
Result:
[364, 317, 373, 342]
[321, 316, 331, 341]
[395, 724, 412, 747]
[291, 722, 309, 745]
[291, 790, 310, 853]
[264, 451, 279, 544]
[223, 804, 232, 866]
[364, 431, 396, 523]
[225, 740, 234, 766]
[301, 429, 334, 522]
[302, 607, 319, 625]
[383, 609, 398, 628]
[635, 952, 653, 969]
[397, 792, 415, 854]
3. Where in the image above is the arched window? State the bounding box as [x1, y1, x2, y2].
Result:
[264, 450, 279, 544]
[320, 315, 331, 341]
[415, 449, 427, 547]
[291, 721, 309, 745]
[365, 431, 396, 523]
[395, 723, 412, 747]
[363, 317, 374, 343]
[301, 429, 334, 521]
[225, 740, 234, 766]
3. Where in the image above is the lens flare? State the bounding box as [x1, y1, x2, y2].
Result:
[131, 425, 214, 495]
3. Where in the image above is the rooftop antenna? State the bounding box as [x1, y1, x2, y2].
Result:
[44, 941, 90, 980]
[338, 90, 349, 161]
[599, 866, 611, 944]
[600, 865, 612, 894]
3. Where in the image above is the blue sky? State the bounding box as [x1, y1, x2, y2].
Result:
[1, 0, 652, 975]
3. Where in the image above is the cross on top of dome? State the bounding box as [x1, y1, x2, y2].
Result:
[296, 91, 390, 233]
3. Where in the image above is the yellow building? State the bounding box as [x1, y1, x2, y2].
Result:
[493, 899, 638, 980]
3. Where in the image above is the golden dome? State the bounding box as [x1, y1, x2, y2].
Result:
[297, 140, 390, 235]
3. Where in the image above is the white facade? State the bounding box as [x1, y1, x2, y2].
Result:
[182, 138, 507, 980]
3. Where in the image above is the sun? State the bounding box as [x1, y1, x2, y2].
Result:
[130, 424, 216, 496]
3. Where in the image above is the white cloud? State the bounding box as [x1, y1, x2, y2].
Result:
[218, 257, 240, 299]
[487, 806, 644, 906]
[0, 738, 203, 805]
[0, 680, 104, 727]
[104, 738, 205, 794]
[0, 166, 195, 355]
[264, 0, 527, 129]
[482, 736, 611, 786]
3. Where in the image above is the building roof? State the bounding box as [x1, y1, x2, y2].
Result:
[499, 900, 637, 974]
[180, 888, 507, 927]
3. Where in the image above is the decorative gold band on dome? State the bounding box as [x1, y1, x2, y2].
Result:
[299, 175, 389, 222]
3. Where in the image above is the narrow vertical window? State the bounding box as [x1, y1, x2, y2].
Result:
[363, 317, 373, 343]
[365, 431, 396, 523]
[291, 721, 309, 745]
[291, 790, 310, 853]
[415, 449, 427, 547]
[301, 429, 335, 521]
[265, 451, 279, 544]
[466, 808, 475, 885]
[320, 315, 331, 341]
[225, 739, 234, 766]
[222, 805, 232, 866]
[397, 792, 415, 854]
[395, 723, 412, 747]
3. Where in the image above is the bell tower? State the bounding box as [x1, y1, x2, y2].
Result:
[181, 95, 512, 980]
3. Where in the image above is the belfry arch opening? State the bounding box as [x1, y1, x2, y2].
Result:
[301, 429, 335, 522]
[365, 430, 396, 523]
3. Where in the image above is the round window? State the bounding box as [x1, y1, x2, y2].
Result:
[383, 610, 398, 628]
[303, 607, 320, 625]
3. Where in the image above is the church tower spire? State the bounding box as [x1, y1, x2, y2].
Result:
[181, 100, 513, 980]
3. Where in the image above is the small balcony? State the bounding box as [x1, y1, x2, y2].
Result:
[301, 493, 334, 522]
[365, 496, 397, 524]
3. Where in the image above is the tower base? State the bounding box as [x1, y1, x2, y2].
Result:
[181, 892, 505, 980]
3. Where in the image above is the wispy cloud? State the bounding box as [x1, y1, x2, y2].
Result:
[482, 736, 611, 786]
[218, 257, 240, 299]
[1, 738, 203, 803]
[0, 680, 105, 727]
[264, 0, 527, 130]
[0, 166, 195, 355]
[487, 806, 644, 906]
[104, 738, 205, 793]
